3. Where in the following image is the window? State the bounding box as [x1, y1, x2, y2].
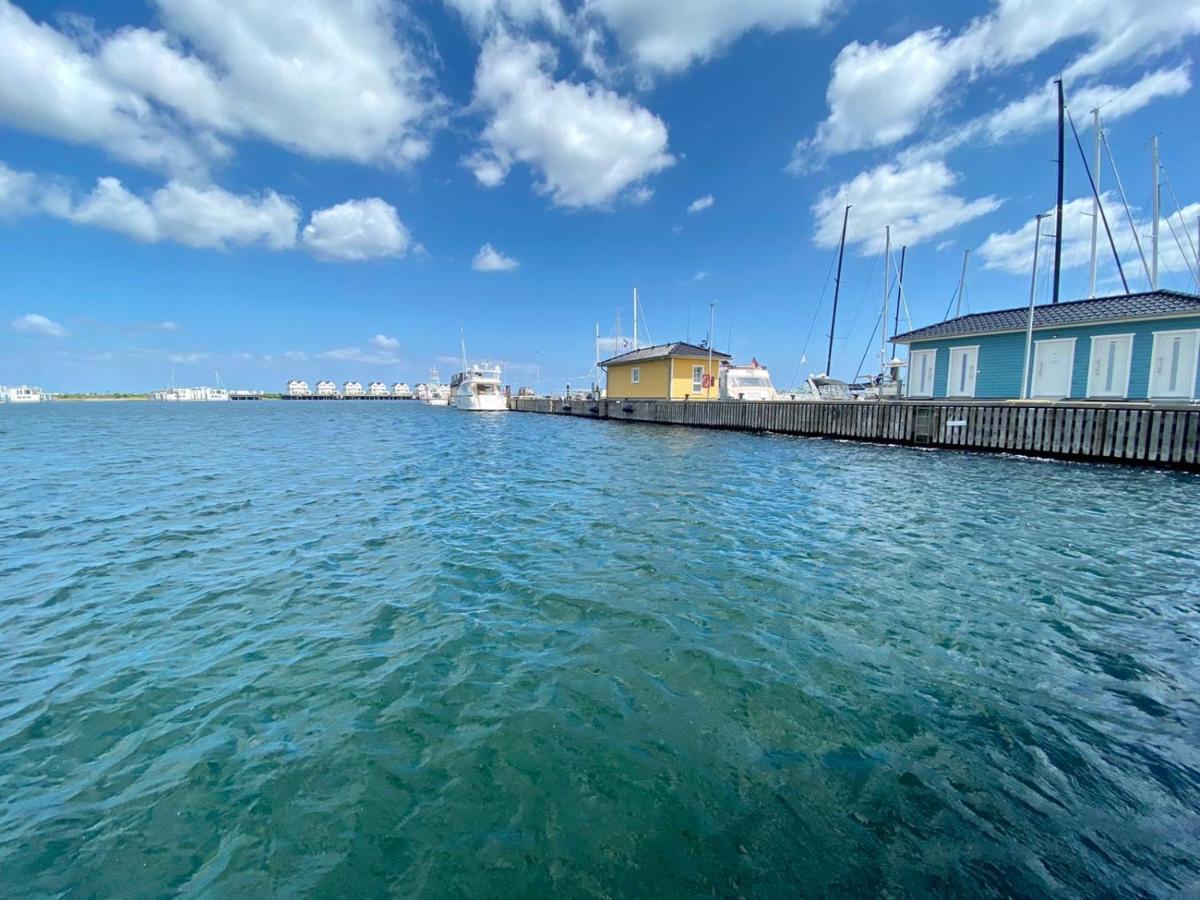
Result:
[692, 365, 704, 393]
[630, 367, 640, 384]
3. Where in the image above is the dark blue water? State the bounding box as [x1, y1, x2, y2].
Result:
[2, 401, 1198, 897]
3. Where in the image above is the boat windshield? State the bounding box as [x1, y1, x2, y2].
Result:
[729, 374, 772, 388]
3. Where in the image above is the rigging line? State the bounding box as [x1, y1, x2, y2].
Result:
[1163, 214, 1194, 290]
[852, 311, 883, 382]
[1160, 163, 1200, 283]
[791, 245, 840, 389]
[841, 234, 885, 374]
[1101, 128, 1151, 288]
[1067, 108, 1129, 294]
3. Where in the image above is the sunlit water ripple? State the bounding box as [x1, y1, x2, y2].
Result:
[1, 401, 1198, 897]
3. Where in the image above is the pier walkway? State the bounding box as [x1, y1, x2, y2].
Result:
[509, 397, 1200, 470]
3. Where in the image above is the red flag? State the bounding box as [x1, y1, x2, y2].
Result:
[751, 357, 761, 368]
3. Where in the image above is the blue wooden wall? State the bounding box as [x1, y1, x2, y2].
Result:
[906, 315, 1200, 399]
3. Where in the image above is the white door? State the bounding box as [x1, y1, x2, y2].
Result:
[1087, 334, 1132, 399]
[1149, 330, 1199, 399]
[907, 349, 936, 398]
[1032, 339, 1075, 398]
[947, 346, 978, 397]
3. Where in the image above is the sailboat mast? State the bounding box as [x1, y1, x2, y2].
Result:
[880, 225, 890, 379]
[826, 204, 850, 377]
[955, 250, 969, 317]
[1021, 214, 1048, 400]
[1151, 135, 1160, 289]
[1104, 130, 1153, 287]
[459, 324, 467, 375]
[1088, 108, 1102, 298]
[1052, 78, 1065, 304]
[632, 287, 639, 351]
[891, 246, 906, 360]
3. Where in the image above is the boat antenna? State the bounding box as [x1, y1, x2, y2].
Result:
[1067, 107, 1128, 293]
[826, 204, 850, 377]
[1052, 77, 1065, 304]
[891, 245, 906, 360]
[1021, 214, 1048, 399]
[1102, 129, 1152, 287]
[1088, 108, 1101, 297]
[459, 323, 467, 375]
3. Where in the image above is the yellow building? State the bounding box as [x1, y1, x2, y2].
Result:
[600, 342, 731, 400]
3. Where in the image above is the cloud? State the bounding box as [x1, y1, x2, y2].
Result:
[690, 270, 709, 282]
[812, 160, 1002, 254]
[301, 198, 411, 261]
[48, 176, 299, 250]
[11, 313, 65, 337]
[158, 320, 179, 332]
[443, 0, 566, 34]
[687, 194, 714, 214]
[466, 33, 673, 208]
[583, 0, 837, 74]
[282, 350, 309, 361]
[978, 195, 1200, 281]
[167, 351, 209, 364]
[800, 0, 1200, 159]
[472, 242, 520, 272]
[0, 0, 441, 176]
[628, 185, 654, 206]
[0, 161, 37, 216]
[370, 334, 400, 349]
[317, 345, 402, 365]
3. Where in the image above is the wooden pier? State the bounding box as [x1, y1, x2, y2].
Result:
[280, 394, 416, 401]
[509, 397, 1200, 470]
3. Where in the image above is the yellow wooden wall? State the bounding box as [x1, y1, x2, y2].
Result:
[605, 356, 724, 399]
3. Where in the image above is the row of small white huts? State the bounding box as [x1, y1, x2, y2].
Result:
[286, 380, 412, 397]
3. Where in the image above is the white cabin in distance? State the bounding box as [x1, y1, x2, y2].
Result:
[367, 381, 389, 396]
[392, 382, 412, 397]
[343, 381, 364, 397]
[316, 380, 338, 396]
[287, 380, 310, 396]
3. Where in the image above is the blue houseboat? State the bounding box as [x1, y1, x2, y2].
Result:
[892, 289, 1200, 402]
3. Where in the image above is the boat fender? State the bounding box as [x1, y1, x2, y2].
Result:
[588, 405, 599, 414]
[622, 404, 635, 413]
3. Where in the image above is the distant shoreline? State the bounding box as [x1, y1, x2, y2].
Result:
[54, 395, 151, 402]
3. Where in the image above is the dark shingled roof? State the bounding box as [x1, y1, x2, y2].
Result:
[599, 341, 731, 366]
[893, 289, 1200, 343]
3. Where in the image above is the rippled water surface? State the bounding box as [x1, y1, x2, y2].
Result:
[2, 401, 1199, 897]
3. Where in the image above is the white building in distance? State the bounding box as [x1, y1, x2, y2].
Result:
[286, 380, 310, 396]
[343, 381, 364, 397]
[316, 380, 338, 396]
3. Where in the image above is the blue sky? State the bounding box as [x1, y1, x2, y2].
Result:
[1, 0, 1198, 392]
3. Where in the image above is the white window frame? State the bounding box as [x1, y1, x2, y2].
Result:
[630, 367, 640, 385]
[1085, 333, 1134, 399]
[1031, 337, 1076, 399]
[946, 345, 980, 398]
[691, 365, 704, 393]
[907, 349, 936, 398]
[1149, 329, 1200, 400]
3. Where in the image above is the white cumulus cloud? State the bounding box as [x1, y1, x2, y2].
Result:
[301, 198, 411, 262]
[370, 334, 400, 350]
[0, 0, 442, 176]
[687, 194, 714, 214]
[472, 242, 520, 272]
[48, 176, 299, 250]
[466, 33, 674, 208]
[0, 161, 38, 216]
[812, 160, 1002, 254]
[12, 313, 65, 337]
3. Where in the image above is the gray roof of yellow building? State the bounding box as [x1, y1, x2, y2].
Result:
[599, 342, 732, 367]
[892, 289, 1200, 343]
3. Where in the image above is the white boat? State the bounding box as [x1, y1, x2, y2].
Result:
[419, 368, 450, 406]
[719, 361, 777, 401]
[451, 329, 506, 411]
[152, 370, 229, 401]
[5, 385, 46, 403]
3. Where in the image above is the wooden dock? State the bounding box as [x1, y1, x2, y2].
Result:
[280, 394, 416, 401]
[509, 397, 1200, 470]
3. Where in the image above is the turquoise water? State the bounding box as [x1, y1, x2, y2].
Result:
[2, 402, 1198, 897]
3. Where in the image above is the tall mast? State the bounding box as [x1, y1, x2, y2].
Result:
[880, 225, 890, 379]
[1104, 130, 1152, 287]
[1021, 214, 1048, 400]
[1151, 135, 1160, 289]
[1052, 78, 1065, 304]
[891, 246, 906, 360]
[1088, 108, 1102, 297]
[459, 323, 467, 375]
[632, 286, 639, 351]
[955, 250, 969, 317]
[826, 204, 850, 377]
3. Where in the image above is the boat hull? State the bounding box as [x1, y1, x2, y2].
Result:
[454, 393, 507, 411]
